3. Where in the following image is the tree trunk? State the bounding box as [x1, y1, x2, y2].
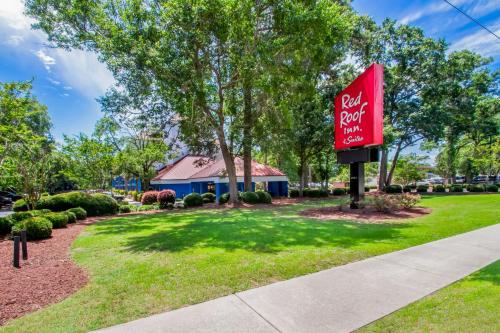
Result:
[298, 157, 306, 197]
[446, 131, 457, 184]
[218, 133, 239, 204]
[243, 79, 253, 192]
[385, 142, 403, 186]
[378, 148, 388, 190]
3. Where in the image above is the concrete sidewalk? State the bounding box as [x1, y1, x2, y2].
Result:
[95, 223, 500, 333]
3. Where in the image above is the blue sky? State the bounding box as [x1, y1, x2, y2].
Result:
[0, 0, 499, 144]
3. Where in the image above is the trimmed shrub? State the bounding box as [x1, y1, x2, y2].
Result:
[416, 185, 429, 193]
[433, 185, 446, 193]
[201, 192, 216, 203]
[256, 191, 272, 204]
[396, 193, 421, 209]
[385, 185, 403, 194]
[332, 188, 346, 196]
[486, 184, 498, 192]
[44, 212, 68, 228]
[219, 193, 230, 204]
[364, 186, 370, 192]
[450, 185, 463, 193]
[36, 192, 118, 216]
[468, 185, 485, 192]
[13, 217, 52, 240]
[13, 199, 29, 212]
[138, 204, 157, 211]
[403, 185, 412, 193]
[67, 207, 87, 220]
[119, 205, 131, 213]
[64, 211, 77, 224]
[372, 194, 400, 213]
[158, 189, 176, 209]
[31, 209, 51, 216]
[184, 193, 203, 207]
[289, 189, 299, 198]
[141, 191, 159, 205]
[9, 211, 34, 223]
[166, 203, 174, 210]
[319, 189, 329, 197]
[241, 191, 260, 204]
[0, 216, 13, 235]
[307, 189, 321, 197]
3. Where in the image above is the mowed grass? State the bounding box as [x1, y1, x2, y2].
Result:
[358, 260, 500, 333]
[1, 194, 499, 332]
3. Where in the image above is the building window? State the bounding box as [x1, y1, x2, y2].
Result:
[207, 183, 215, 193]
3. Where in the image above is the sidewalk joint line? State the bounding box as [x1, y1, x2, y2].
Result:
[234, 293, 283, 333]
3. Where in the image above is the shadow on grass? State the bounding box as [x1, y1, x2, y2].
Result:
[93, 208, 412, 254]
[469, 260, 500, 285]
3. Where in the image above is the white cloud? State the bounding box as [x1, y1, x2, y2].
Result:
[4, 35, 24, 45]
[449, 20, 500, 58]
[1, 0, 115, 100]
[33, 49, 56, 71]
[63, 86, 72, 90]
[399, 2, 450, 25]
[47, 77, 61, 85]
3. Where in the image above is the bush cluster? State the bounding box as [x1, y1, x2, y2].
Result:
[36, 192, 118, 216]
[403, 185, 412, 193]
[184, 193, 203, 207]
[371, 193, 421, 212]
[241, 191, 260, 204]
[416, 185, 429, 193]
[450, 185, 463, 192]
[289, 189, 299, 198]
[201, 192, 216, 203]
[44, 212, 69, 228]
[67, 207, 87, 220]
[158, 189, 176, 208]
[398, 193, 421, 209]
[13, 199, 29, 212]
[119, 205, 132, 213]
[432, 185, 446, 193]
[385, 185, 403, 194]
[64, 211, 77, 223]
[255, 191, 272, 204]
[12, 217, 52, 240]
[0, 217, 13, 235]
[486, 184, 498, 192]
[332, 188, 346, 196]
[467, 184, 485, 192]
[141, 191, 159, 205]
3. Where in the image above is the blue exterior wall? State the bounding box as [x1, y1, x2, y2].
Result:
[155, 183, 192, 198]
[152, 180, 287, 199]
[268, 181, 288, 197]
[112, 176, 142, 192]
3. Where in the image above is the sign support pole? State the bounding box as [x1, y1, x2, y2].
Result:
[349, 161, 365, 209]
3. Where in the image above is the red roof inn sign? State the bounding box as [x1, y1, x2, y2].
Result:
[334, 63, 384, 150]
[334, 64, 383, 209]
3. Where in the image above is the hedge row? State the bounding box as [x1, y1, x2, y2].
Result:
[0, 206, 88, 239]
[35, 192, 118, 216]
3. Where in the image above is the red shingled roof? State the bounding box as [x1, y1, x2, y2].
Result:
[152, 155, 285, 181]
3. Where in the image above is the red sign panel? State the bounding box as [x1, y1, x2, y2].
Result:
[334, 63, 384, 150]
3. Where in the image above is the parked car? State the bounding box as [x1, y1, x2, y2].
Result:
[416, 180, 430, 186]
[0, 191, 22, 202]
[487, 175, 499, 184]
[429, 177, 444, 185]
[0, 195, 12, 208]
[454, 176, 466, 184]
[472, 175, 488, 184]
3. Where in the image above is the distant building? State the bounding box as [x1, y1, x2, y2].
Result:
[149, 155, 288, 199]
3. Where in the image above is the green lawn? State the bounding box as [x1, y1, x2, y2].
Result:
[1, 194, 499, 333]
[358, 260, 500, 333]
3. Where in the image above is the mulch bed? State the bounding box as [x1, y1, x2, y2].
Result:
[299, 206, 432, 223]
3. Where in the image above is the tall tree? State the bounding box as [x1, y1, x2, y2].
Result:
[352, 19, 447, 189]
[26, 0, 354, 203]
